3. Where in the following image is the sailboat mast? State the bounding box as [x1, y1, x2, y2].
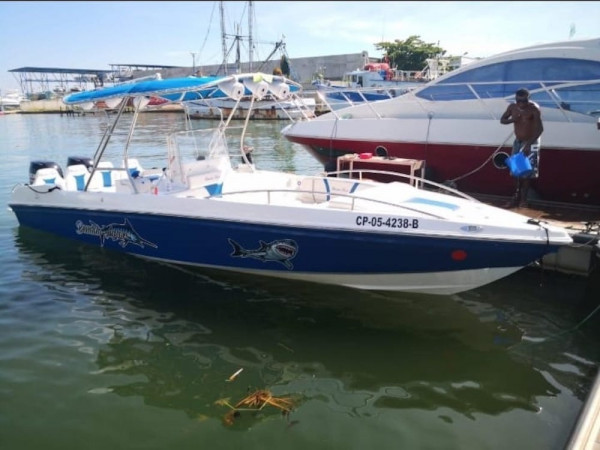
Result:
[248, 1, 253, 71]
[220, 1, 228, 74]
[235, 23, 241, 73]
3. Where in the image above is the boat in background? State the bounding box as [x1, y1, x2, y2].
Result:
[183, 0, 314, 121]
[283, 38, 600, 206]
[316, 54, 455, 90]
[184, 94, 316, 120]
[312, 54, 466, 110]
[314, 85, 413, 112]
[8, 72, 573, 295]
[312, 61, 422, 111]
[0, 89, 25, 110]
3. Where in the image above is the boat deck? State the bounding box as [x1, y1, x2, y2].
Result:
[474, 194, 600, 234]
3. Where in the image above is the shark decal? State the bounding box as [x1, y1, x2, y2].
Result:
[227, 238, 298, 269]
[75, 218, 158, 249]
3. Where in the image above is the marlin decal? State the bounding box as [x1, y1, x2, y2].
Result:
[228, 238, 298, 269]
[75, 218, 158, 249]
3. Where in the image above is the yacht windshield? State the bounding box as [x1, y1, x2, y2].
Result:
[415, 57, 600, 116]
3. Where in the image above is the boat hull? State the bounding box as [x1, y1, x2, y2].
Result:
[283, 117, 600, 205]
[9, 196, 559, 295]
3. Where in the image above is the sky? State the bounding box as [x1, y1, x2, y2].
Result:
[1, 1, 599, 92]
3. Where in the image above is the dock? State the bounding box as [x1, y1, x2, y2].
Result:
[482, 198, 600, 277]
[566, 369, 600, 449]
[17, 98, 185, 114]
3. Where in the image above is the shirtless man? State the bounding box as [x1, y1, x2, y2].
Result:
[500, 88, 544, 207]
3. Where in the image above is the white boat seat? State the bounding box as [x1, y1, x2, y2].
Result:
[296, 176, 371, 204]
[296, 176, 329, 203]
[122, 158, 143, 177]
[65, 164, 90, 191]
[90, 161, 115, 191]
[114, 176, 155, 194]
[32, 167, 66, 189]
[183, 157, 229, 195]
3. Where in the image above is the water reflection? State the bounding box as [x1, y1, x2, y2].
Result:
[456, 268, 600, 403]
[15, 226, 587, 428]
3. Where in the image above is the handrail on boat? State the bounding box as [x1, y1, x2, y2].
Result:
[197, 167, 482, 219]
[81, 95, 149, 194]
[208, 186, 448, 220]
[324, 168, 479, 202]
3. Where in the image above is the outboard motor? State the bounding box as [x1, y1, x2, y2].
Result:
[29, 161, 64, 184]
[67, 156, 94, 172]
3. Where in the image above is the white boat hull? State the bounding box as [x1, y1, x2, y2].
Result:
[185, 97, 316, 120]
[10, 167, 571, 295]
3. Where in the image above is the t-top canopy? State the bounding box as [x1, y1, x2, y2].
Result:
[62, 73, 301, 106]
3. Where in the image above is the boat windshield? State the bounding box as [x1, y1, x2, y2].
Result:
[415, 57, 600, 116]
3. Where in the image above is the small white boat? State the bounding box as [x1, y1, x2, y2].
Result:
[8, 72, 573, 295]
[312, 55, 453, 111]
[0, 90, 25, 110]
[184, 95, 316, 120]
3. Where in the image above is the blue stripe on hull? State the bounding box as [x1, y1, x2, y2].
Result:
[10, 205, 556, 274]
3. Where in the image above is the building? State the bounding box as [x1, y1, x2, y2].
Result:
[130, 52, 378, 90]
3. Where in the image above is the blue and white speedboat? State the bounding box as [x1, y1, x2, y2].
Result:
[8, 72, 572, 295]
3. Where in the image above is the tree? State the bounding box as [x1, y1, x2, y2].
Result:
[375, 35, 446, 71]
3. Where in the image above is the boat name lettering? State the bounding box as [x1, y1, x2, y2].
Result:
[356, 216, 419, 229]
[75, 219, 158, 249]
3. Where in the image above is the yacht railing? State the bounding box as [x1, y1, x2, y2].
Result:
[319, 79, 600, 121]
[316, 86, 413, 116]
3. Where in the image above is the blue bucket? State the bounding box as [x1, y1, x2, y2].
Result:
[506, 152, 532, 177]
